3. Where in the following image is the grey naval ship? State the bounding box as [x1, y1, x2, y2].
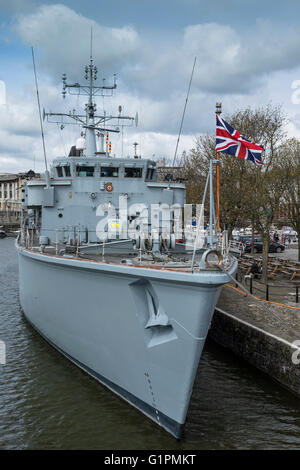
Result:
[17, 52, 237, 438]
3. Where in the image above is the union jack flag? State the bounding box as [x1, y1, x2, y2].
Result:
[216, 114, 264, 166]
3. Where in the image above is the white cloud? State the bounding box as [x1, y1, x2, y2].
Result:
[14, 5, 300, 98]
[3, 3, 300, 174]
[120, 131, 194, 164]
[178, 21, 300, 94]
[0, 81, 195, 173]
[15, 4, 140, 80]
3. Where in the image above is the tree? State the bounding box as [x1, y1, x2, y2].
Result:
[184, 104, 291, 282]
[183, 134, 252, 234]
[278, 138, 300, 260]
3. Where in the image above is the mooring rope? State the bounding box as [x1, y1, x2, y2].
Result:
[226, 284, 300, 311]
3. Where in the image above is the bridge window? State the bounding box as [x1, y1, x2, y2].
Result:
[146, 168, 155, 180]
[100, 166, 119, 177]
[63, 165, 71, 177]
[124, 167, 143, 178]
[76, 166, 95, 177]
[56, 166, 63, 177]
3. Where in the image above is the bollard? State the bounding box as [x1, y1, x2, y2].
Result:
[250, 276, 253, 295]
[266, 284, 269, 301]
[296, 286, 299, 304]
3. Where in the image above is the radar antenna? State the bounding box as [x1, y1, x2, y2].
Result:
[43, 41, 137, 156]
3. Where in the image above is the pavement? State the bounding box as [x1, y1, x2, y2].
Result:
[217, 285, 300, 344]
[224, 245, 300, 344]
[269, 246, 298, 262]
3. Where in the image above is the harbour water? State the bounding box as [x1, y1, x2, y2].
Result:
[1, 237, 300, 450]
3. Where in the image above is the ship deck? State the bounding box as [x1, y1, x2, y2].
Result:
[21, 244, 203, 272]
[18, 235, 237, 274]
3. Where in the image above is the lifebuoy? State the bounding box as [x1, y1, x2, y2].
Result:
[105, 182, 113, 192]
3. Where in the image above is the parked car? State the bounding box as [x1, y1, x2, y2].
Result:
[0, 230, 6, 239]
[237, 235, 252, 244]
[244, 239, 285, 253]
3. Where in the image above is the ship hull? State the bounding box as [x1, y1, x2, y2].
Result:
[17, 245, 235, 438]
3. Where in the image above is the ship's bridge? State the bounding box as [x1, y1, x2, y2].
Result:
[51, 156, 157, 182]
[22, 155, 185, 244]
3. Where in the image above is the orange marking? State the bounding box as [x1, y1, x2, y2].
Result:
[225, 283, 300, 311]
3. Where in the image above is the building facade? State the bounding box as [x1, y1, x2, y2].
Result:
[0, 171, 40, 224]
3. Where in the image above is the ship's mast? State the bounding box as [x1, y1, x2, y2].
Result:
[84, 27, 96, 155]
[43, 45, 137, 157]
[85, 52, 97, 155]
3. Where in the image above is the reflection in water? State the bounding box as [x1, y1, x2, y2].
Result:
[0, 238, 300, 449]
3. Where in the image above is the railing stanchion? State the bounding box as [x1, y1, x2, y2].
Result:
[56, 230, 58, 255]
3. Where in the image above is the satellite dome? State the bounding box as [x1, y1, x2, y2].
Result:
[76, 137, 86, 150]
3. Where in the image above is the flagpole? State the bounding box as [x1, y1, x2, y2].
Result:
[216, 151, 220, 232]
[215, 102, 222, 233]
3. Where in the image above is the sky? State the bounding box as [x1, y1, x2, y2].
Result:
[1, 0, 300, 173]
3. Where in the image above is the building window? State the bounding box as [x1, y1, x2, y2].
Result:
[124, 168, 143, 178]
[100, 166, 119, 177]
[63, 165, 71, 177]
[0, 192, 2, 199]
[9, 191, 13, 199]
[76, 166, 95, 177]
[57, 166, 63, 177]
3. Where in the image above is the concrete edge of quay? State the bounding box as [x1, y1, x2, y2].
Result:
[209, 306, 300, 397]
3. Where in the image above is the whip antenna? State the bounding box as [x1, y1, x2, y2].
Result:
[90, 26, 93, 60]
[31, 46, 48, 172]
[172, 56, 196, 167]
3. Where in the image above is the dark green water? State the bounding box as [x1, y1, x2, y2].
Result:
[1, 237, 300, 450]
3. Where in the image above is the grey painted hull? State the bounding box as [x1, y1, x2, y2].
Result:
[17, 245, 236, 438]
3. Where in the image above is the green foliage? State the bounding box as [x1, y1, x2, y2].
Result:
[183, 104, 300, 276]
[277, 138, 300, 260]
